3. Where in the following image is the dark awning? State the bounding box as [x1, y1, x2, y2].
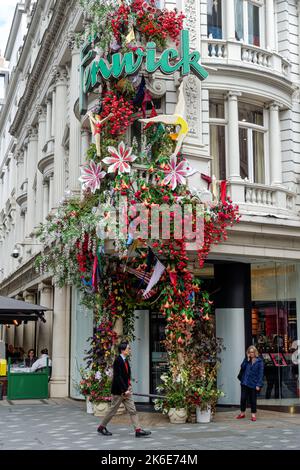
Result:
[0, 295, 52, 324]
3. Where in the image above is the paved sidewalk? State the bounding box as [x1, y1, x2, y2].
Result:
[0, 398, 300, 450]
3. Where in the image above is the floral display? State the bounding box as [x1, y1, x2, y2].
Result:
[79, 160, 106, 193]
[102, 141, 137, 174]
[36, 0, 241, 418]
[162, 155, 194, 191]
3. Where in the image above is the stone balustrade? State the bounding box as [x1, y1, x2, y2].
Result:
[201, 39, 291, 79]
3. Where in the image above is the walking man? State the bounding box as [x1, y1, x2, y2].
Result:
[97, 341, 151, 438]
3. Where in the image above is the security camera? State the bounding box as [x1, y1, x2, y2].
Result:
[11, 247, 20, 258]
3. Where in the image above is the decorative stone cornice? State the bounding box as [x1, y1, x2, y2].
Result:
[9, 0, 72, 137]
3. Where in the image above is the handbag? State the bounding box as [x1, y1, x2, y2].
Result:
[237, 368, 243, 381]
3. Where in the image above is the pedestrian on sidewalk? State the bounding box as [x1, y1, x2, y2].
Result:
[236, 346, 264, 422]
[97, 341, 151, 438]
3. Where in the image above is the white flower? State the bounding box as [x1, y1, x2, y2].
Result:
[95, 371, 102, 381]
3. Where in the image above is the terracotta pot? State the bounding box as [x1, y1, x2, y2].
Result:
[168, 407, 187, 424]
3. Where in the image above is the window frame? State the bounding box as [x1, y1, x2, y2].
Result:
[238, 102, 268, 184]
[209, 96, 228, 180]
[235, 0, 265, 48]
[207, 0, 225, 40]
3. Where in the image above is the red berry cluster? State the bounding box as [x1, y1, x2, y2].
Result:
[100, 91, 134, 137]
[111, 4, 131, 41]
[160, 10, 185, 44]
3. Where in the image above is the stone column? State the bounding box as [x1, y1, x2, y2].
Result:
[50, 286, 70, 397]
[266, 0, 275, 51]
[225, 0, 236, 41]
[80, 130, 90, 165]
[46, 97, 52, 142]
[68, 33, 82, 193]
[51, 90, 56, 138]
[26, 127, 38, 236]
[43, 180, 49, 221]
[53, 66, 68, 206]
[215, 263, 251, 405]
[269, 103, 282, 186]
[36, 106, 47, 227]
[23, 291, 36, 353]
[227, 91, 241, 181]
[49, 174, 54, 211]
[38, 283, 53, 356]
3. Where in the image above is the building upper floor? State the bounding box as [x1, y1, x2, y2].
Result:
[1, 0, 300, 283]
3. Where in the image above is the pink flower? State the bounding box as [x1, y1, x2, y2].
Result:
[162, 155, 195, 190]
[79, 161, 106, 193]
[102, 141, 137, 174]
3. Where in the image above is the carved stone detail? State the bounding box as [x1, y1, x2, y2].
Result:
[146, 76, 167, 99]
[51, 66, 69, 85]
[184, 75, 201, 138]
[184, 0, 198, 51]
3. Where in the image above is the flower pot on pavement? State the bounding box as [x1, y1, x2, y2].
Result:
[168, 408, 187, 424]
[86, 396, 94, 414]
[196, 406, 211, 423]
[93, 401, 111, 416]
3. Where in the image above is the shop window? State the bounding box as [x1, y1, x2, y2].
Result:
[207, 0, 223, 39]
[251, 263, 300, 403]
[235, 0, 262, 46]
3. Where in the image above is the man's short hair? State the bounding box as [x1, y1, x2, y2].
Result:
[118, 341, 129, 354]
[41, 348, 48, 355]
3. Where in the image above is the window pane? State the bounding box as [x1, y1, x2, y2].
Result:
[209, 99, 225, 119]
[207, 0, 222, 39]
[239, 127, 248, 179]
[238, 102, 263, 126]
[235, 0, 244, 41]
[210, 125, 226, 180]
[248, 3, 260, 46]
[253, 130, 265, 184]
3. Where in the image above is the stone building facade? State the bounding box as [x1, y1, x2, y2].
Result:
[0, 0, 300, 405]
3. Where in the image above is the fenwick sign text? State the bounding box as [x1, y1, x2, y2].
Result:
[80, 29, 208, 114]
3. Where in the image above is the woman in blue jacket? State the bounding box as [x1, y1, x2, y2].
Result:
[236, 346, 264, 421]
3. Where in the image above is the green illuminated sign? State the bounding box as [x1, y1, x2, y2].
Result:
[80, 30, 208, 115]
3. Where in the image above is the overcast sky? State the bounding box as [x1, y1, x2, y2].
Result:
[0, 1, 19, 58]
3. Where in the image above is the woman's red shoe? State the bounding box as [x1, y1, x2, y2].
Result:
[251, 416, 257, 421]
[236, 414, 246, 419]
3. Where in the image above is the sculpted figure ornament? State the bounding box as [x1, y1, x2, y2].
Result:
[88, 112, 113, 157]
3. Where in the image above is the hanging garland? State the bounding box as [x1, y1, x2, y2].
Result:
[36, 0, 240, 410]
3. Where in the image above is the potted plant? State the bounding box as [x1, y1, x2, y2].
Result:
[187, 367, 224, 423]
[78, 368, 95, 414]
[89, 369, 113, 416]
[154, 370, 188, 424]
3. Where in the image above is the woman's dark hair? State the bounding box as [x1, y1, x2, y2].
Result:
[118, 341, 129, 354]
[41, 348, 48, 355]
